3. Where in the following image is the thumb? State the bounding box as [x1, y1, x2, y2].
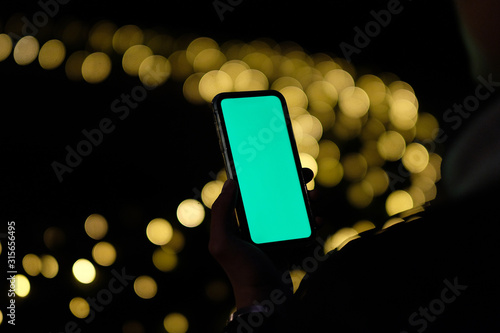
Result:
[210, 179, 239, 237]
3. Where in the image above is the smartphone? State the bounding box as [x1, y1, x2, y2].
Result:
[212, 90, 314, 247]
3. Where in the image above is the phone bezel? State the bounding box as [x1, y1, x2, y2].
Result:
[212, 90, 315, 250]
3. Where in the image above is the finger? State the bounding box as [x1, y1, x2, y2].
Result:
[210, 179, 239, 237]
[302, 167, 314, 184]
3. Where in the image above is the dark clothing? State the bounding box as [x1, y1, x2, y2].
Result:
[227, 185, 500, 332]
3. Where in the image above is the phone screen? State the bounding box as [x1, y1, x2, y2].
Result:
[218, 93, 312, 244]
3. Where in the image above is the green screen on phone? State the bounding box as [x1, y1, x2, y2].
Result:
[220, 94, 312, 244]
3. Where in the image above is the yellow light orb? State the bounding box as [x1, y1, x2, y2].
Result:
[146, 218, 173, 245]
[22, 254, 42, 276]
[112, 25, 144, 54]
[40, 254, 59, 278]
[72, 259, 96, 284]
[201, 180, 224, 209]
[14, 274, 30, 297]
[0, 34, 13, 62]
[385, 190, 413, 216]
[316, 157, 343, 188]
[339, 86, 370, 118]
[139, 55, 171, 88]
[134, 275, 157, 299]
[199, 70, 233, 102]
[38, 39, 66, 70]
[233, 69, 268, 91]
[92, 241, 117, 266]
[153, 247, 178, 272]
[402, 143, 429, 174]
[122, 44, 153, 76]
[69, 297, 90, 319]
[13, 36, 39, 65]
[324, 228, 359, 253]
[82, 52, 112, 84]
[164, 313, 189, 333]
[65, 50, 88, 81]
[377, 131, 406, 161]
[84, 213, 108, 240]
[389, 99, 418, 130]
[177, 199, 205, 228]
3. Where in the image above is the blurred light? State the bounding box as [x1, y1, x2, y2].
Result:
[205, 279, 229, 301]
[163, 313, 189, 333]
[289, 269, 306, 293]
[361, 140, 385, 167]
[22, 254, 42, 276]
[220, 60, 250, 81]
[193, 48, 226, 72]
[377, 131, 406, 161]
[306, 80, 338, 110]
[357, 74, 387, 106]
[299, 153, 318, 177]
[297, 134, 319, 158]
[416, 112, 439, 141]
[183, 72, 205, 104]
[271, 76, 303, 91]
[146, 218, 173, 245]
[242, 52, 274, 78]
[324, 69, 354, 94]
[89, 20, 117, 53]
[84, 214, 108, 240]
[14, 274, 30, 297]
[72, 259, 96, 284]
[279, 86, 308, 109]
[82, 52, 112, 83]
[139, 55, 171, 88]
[65, 50, 88, 81]
[122, 320, 145, 333]
[122, 44, 152, 76]
[341, 153, 368, 181]
[389, 99, 418, 130]
[385, 190, 413, 216]
[134, 275, 157, 299]
[13, 36, 39, 65]
[318, 140, 340, 160]
[234, 69, 268, 91]
[346, 181, 374, 208]
[43, 226, 65, 250]
[92, 241, 116, 266]
[382, 217, 405, 229]
[0, 309, 2, 325]
[199, 70, 232, 102]
[429, 153, 442, 181]
[324, 228, 359, 254]
[112, 25, 144, 54]
[332, 113, 362, 141]
[186, 37, 219, 65]
[153, 247, 178, 272]
[339, 86, 370, 118]
[316, 157, 343, 187]
[201, 180, 224, 209]
[40, 254, 59, 278]
[407, 186, 426, 207]
[296, 114, 323, 141]
[402, 143, 429, 173]
[177, 199, 205, 228]
[364, 167, 389, 196]
[38, 39, 66, 70]
[162, 229, 185, 253]
[0, 34, 13, 61]
[352, 220, 376, 233]
[361, 118, 385, 142]
[169, 50, 192, 81]
[69, 297, 90, 319]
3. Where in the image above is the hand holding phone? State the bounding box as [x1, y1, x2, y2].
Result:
[212, 90, 315, 249]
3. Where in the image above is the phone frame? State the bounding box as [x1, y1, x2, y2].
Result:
[212, 90, 315, 249]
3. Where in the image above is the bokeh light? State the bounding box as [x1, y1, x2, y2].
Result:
[92, 241, 117, 266]
[40, 254, 59, 279]
[14, 274, 30, 297]
[69, 297, 90, 319]
[84, 214, 108, 240]
[134, 275, 157, 299]
[0, 34, 13, 61]
[22, 254, 42, 276]
[177, 199, 205, 228]
[72, 259, 96, 284]
[13, 36, 39, 65]
[153, 247, 178, 272]
[385, 190, 414, 216]
[81, 52, 112, 83]
[164, 313, 189, 333]
[38, 39, 66, 70]
[146, 218, 173, 245]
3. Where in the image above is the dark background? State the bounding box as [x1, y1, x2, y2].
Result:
[1, 0, 474, 332]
